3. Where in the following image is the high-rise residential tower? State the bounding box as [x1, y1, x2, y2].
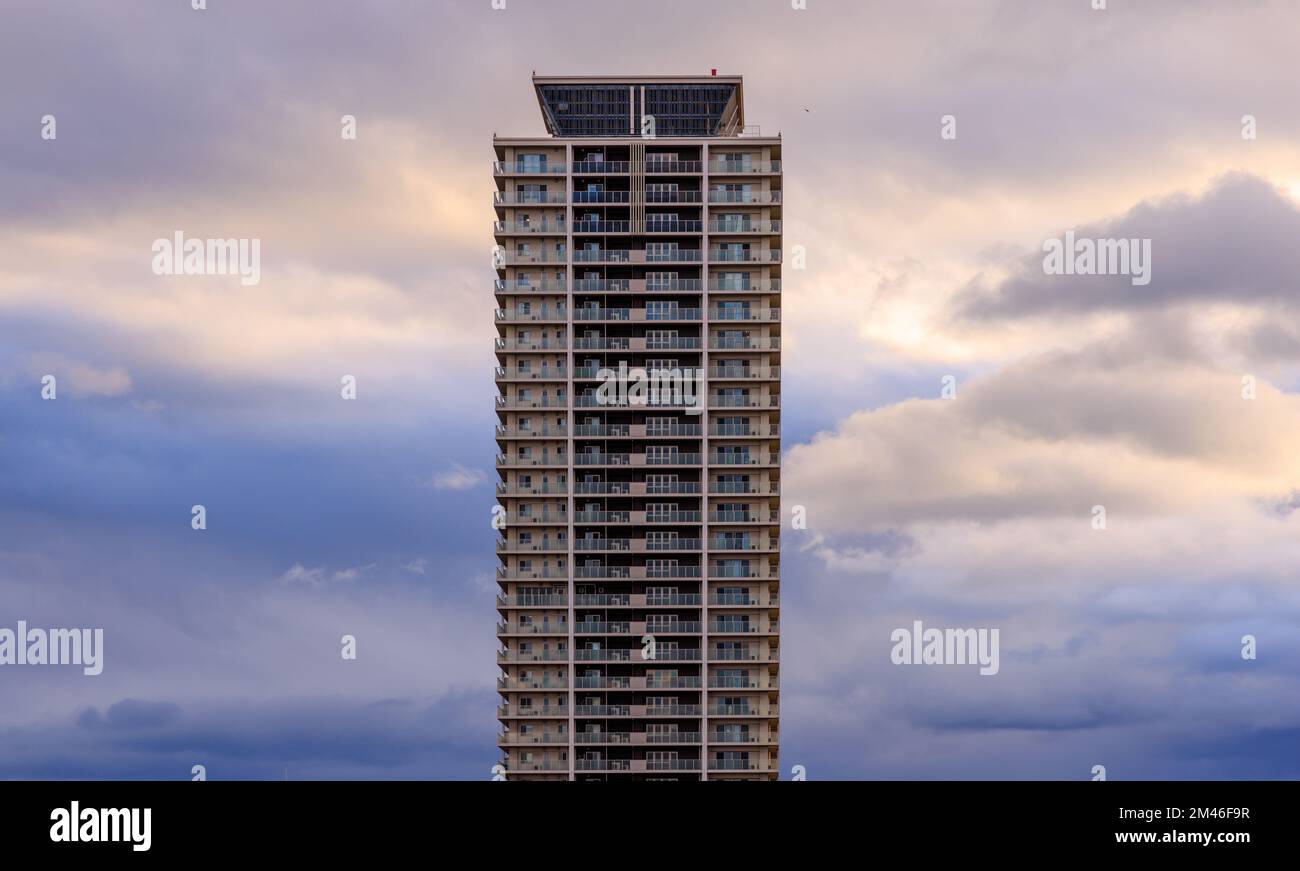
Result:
[494, 75, 781, 781]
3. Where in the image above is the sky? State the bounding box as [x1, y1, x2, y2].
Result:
[3, 0, 1300, 780]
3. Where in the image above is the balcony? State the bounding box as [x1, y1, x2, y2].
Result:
[572, 564, 703, 580]
[495, 366, 567, 380]
[499, 732, 568, 745]
[708, 732, 767, 743]
[645, 159, 703, 174]
[708, 220, 782, 234]
[645, 190, 703, 204]
[575, 704, 631, 716]
[573, 453, 703, 467]
[572, 219, 631, 233]
[495, 425, 568, 437]
[708, 366, 780, 379]
[497, 676, 569, 690]
[708, 758, 775, 771]
[708, 511, 779, 524]
[496, 454, 567, 468]
[498, 649, 568, 663]
[574, 758, 702, 772]
[496, 537, 567, 551]
[707, 308, 780, 321]
[496, 279, 568, 293]
[708, 394, 779, 409]
[709, 424, 779, 437]
[706, 562, 780, 580]
[571, 160, 708, 175]
[573, 703, 703, 717]
[574, 536, 703, 552]
[573, 510, 702, 524]
[645, 219, 704, 233]
[572, 307, 703, 322]
[495, 191, 567, 205]
[572, 336, 702, 352]
[708, 160, 782, 174]
[495, 307, 566, 322]
[708, 453, 777, 466]
[571, 248, 701, 264]
[499, 704, 569, 718]
[707, 190, 782, 204]
[711, 619, 779, 633]
[573, 393, 700, 410]
[501, 760, 569, 772]
[494, 221, 567, 235]
[569, 592, 704, 608]
[496, 594, 567, 607]
[572, 191, 630, 204]
[710, 648, 779, 664]
[498, 251, 567, 266]
[572, 160, 631, 173]
[499, 513, 568, 526]
[494, 161, 566, 175]
[497, 621, 568, 636]
[574, 620, 704, 635]
[708, 279, 781, 292]
[709, 704, 779, 717]
[708, 336, 781, 351]
[643, 511, 703, 524]
[572, 277, 702, 292]
[707, 481, 775, 496]
[707, 675, 777, 690]
[708, 248, 781, 264]
[495, 396, 567, 410]
[495, 338, 567, 351]
[574, 421, 695, 436]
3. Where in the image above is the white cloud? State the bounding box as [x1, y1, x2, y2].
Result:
[420, 463, 484, 492]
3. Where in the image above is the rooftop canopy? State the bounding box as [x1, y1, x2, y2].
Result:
[532, 75, 744, 138]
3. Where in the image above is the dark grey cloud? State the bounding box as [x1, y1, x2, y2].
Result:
[0, 693, 494, 780]
[957, 173, 1300, 320]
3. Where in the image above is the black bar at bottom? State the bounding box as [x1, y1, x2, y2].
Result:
[0, 781, 1287, 857]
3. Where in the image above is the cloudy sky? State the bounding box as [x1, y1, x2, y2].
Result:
[3, 0, 1300, 779]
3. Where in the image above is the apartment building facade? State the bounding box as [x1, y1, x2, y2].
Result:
[494, 75, 781, 780]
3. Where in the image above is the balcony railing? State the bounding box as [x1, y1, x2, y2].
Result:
[572, 191, 630, 204]
[501, 760, 569, 771]
[708, 279, 781, 292]
[494, 161, 566, 175]
[708, 308, 780, 321]
[496, 594, 567, 607]
[495, 425, 567, 437]
[497, 622, 568, 635]
[495, 191, 567, 205]
[708, 160, 782, 174]
[645, 160, 703, 173]
[499, 705, 569, 717]
[494, 221, 567, 234]
[495, 307, 567, 322]
[709, 248, 781, 263]
[496, 279, 568, 293]
[708, 337, 781, 351]
[708, 220, 782, 233]
[707, 191, 782, 204]
[572, 160, 630, 174]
